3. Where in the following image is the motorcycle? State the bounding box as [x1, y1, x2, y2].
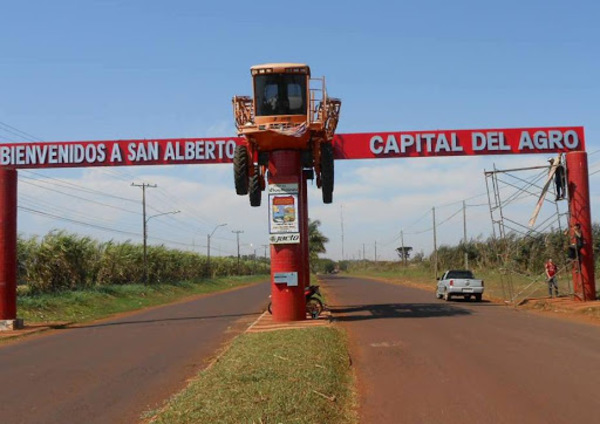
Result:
[267, 285, 324, 319]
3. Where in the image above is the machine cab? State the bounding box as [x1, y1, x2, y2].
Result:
[251, 63, 310, 123]
[232, 63, 341, 205]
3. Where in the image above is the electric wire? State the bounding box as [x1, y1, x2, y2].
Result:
[19, 179, 142, 216]
[0, 120, 43, 142]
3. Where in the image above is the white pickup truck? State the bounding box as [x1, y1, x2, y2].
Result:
[436, 270, 484, 302]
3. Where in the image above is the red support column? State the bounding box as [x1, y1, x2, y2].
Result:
[0, 169, 18, 327]
[566, 151, 596, 301]
[301, 171, 310, 288]
[269, 151, 306, 321]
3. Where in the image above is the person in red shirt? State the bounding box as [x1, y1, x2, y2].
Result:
[544, 258, 559, 297]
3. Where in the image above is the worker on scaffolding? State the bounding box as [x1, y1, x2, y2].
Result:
[544, 258, 559, 298]
[549, 155, 566, 201]
[567, 223, 585, 258]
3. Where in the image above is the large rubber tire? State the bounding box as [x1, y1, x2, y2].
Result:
[306, 297, 324, 319]
[234, 145, 249, 195]
[249, 166, 261, 207]
[267, 302, 272, 314]
[320, 143, 334, 204]
[475, 293, 482, 302]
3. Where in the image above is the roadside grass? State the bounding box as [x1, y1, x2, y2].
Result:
[17, 275, 268, 324]
[146, 326, 357, 424]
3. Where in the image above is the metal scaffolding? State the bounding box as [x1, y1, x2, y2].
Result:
[484, 159, 572, 305]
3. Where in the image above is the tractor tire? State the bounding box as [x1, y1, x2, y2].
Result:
[234, 145, 249, 195]
[320, 143, 334, 204]
[249, 166, 261, 207]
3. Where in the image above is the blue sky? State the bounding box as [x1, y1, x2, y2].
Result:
[1, 0, 599, 260]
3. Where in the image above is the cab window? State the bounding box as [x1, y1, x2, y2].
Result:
[255, 74, 307, 116]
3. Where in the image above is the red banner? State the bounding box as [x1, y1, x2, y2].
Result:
[0, 138, 241, 169]
[0, 127, 585, 169]
[332, 126, 585, 160]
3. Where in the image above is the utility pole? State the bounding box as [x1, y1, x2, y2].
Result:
[232, 230, 244, 274]
[374, 241, 377, 262]
[261, 244, 269, 260]
[362, 243, 366, 261]
[432, 207, 438, 279]
[401, 229, 407, 267]
[131, 182, 157, 284]
[340, 204, 345, 260]
[463, 200, 469, 269]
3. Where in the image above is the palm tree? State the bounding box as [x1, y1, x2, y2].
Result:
[309, 219, 329, 271]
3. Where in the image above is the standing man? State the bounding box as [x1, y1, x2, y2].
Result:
[554, 160, 566, 200]
[544, 258, 559, 297]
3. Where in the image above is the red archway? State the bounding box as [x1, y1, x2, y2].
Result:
[0, 126, 593, 328]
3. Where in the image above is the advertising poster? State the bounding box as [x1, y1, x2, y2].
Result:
[269, 183, 300, 244]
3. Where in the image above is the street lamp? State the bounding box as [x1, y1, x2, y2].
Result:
[143, 210, 180, 284]
[207, 223, 227, 277]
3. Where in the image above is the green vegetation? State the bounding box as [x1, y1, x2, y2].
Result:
[18, 275, 268, 324]
[18, 231, 269, 294]
[309, 219, 329, 272]
[344, 259, 581, 301]
[147, 327, 357, 424]
[316, 223, 600, 300]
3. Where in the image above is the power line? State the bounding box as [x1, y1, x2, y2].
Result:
[18, 206, 141, 237]
[0, 120, 43, 142]
[21, 170, 139, 203]
[19, 179, 142, 215]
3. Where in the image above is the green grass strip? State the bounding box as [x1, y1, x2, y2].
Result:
[18, 275, 268, 324]
[148, 327, 357, 424]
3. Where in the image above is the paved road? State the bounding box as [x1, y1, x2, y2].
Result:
[0, 282, 269, 424]
[323, 275, 600, 424]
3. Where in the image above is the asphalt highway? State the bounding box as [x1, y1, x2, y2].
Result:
[323, 275, 600, 424]
[0, 281, 269, 424]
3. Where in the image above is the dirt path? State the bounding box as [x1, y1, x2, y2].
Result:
[0, 281, 269, 424]
[323, 275, 600, 424]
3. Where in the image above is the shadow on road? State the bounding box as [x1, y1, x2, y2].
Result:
[61, 311, 264, 330]
[330, 303, 471, 321]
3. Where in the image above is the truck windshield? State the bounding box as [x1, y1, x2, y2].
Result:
[446, 271, 474, 279]
[255, 74, 307, 116]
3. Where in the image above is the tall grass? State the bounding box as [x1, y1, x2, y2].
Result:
[18, 231, 269, 294]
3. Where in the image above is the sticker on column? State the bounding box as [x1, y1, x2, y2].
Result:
[269, 183, 300, 244]
[268, 183, 299, 195]
[273, 272, 298, 286]
[269, 233, 300, 244]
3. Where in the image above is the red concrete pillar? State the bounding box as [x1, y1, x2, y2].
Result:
[0, 169, 18, 321]
[269, 151, 306, 321]
[566, 151, 596, 301]
[301, 172, 310, 287]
